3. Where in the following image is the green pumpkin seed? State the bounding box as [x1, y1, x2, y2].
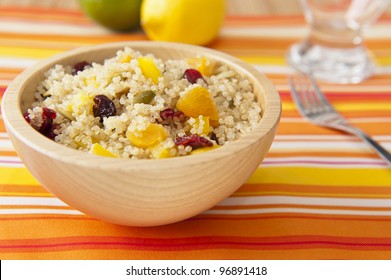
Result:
[134, 90, 156, 104]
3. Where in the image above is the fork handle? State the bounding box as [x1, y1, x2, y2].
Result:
[343, 126, 391, 166]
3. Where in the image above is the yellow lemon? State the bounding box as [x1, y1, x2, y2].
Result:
[141, 0, 225, 46]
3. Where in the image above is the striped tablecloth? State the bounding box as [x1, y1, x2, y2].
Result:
[1, 6, 391, 260]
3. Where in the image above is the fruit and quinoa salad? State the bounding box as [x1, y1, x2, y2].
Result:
[24, 47, 262, 159]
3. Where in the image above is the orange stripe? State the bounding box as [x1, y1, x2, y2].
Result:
[212, 204, 391, 211]
[0, 184, 49, 193]
[1, 215, 391, 239]
[2, 248, 391, 260]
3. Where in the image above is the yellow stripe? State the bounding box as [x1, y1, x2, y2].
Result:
[0, 192, 53, 197]
[248, 167, 391, 187]
[283, 102, 391, 111]
[375, 56, 391, 66]
[0, 46, 64, 59]
[234, 191, 391, 198]
[238, 55, 286, 65]
[0, 167, 40, 185]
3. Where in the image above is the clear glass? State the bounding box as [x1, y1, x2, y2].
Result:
[287, 0, 390, 84]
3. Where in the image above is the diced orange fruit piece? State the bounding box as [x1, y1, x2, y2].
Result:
[187, 57, 215, 76]
[150, 143, 172, 159]
[138, 56, 162, 84]
[189, 116, 210, 135]
[126, 123, 167, 148]
[176, 87, 219, 126]
[190, 144, 219, 155]
[89, 143, 118, 158]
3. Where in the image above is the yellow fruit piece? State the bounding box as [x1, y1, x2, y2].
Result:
[189, 116, 210, 135]
[84, 76, 99, 88]
[69, 91, 93, 114]
[119, 53, 132, 63]
[138, 56, 162, 84]
[190, 145, 219, 155]
[187, 57, 215, 76]
[126, 123, 167, 148]
[89, 143, 118, 158]
[176, 87, 219, 126]
[141, 0, 225, 46]
[150, 143, 172, 159]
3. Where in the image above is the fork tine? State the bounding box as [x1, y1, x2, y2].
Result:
[289, 73, 335, 116]
[288, 74, 320, 116]
[306, 74, 337, 113]
[288, 75, 308, 115]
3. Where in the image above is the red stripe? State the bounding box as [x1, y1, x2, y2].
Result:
[2, 236, 391, 252]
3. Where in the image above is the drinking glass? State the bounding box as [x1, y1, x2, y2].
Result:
[287, 0, 390, 84]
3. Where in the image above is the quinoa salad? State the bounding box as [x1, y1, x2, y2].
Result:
[24, 47, 262, 159]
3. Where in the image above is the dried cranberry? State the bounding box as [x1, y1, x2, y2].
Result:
[93, 95, 117, 123]
[23, 112, 31, 123]
[42, 107, 57, 120]
[72, 61, 91, 75]
[210, 132, 219, 145]
[175, 135, 213, 150]
[45, 123, 60, 140]
[183, 69, 206, 84]
[37, 107, 56, 134]
[159, 108, 186, 124]
[39, 115, 53, 134]
[25, 107, 58, 139]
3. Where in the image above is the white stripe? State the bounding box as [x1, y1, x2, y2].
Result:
[0, 139, 15, 151]
[205, 208, 391, 216]
[275, 134, 391, 141]
[0, 209, 83, 215]
[221, 24, 391, 39]
[262, 156, 385, 167]
[270, 141, 391, 150]
[280, 117, 391, 123]
[0, 156, 22, 163]
[219, 196, 391, 208]
[0, 162, 25, 168]
[0, 132, 10, 138]
[254, 65, 292, 74]
[0, 57, 38, 68]
[0, 20, 109, 36]
[0, 197, 68, 206]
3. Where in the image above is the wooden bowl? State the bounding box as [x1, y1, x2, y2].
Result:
[2, 41, 281, 226]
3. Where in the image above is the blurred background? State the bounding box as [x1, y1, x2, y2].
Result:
[2, 0, 390, 15]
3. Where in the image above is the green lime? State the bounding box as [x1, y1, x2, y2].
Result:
[79, 0, 142, 32]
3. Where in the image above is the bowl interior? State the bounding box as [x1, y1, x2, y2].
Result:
[6, 41, 281, 166]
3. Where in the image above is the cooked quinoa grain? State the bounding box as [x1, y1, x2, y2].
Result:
[25, 47, 262, 159]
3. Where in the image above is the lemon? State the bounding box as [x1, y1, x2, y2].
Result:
[79, 0, 142, 31]
[141, 0, 225, 45]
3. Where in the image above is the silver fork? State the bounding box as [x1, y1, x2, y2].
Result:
[288, 74, 391, 166]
